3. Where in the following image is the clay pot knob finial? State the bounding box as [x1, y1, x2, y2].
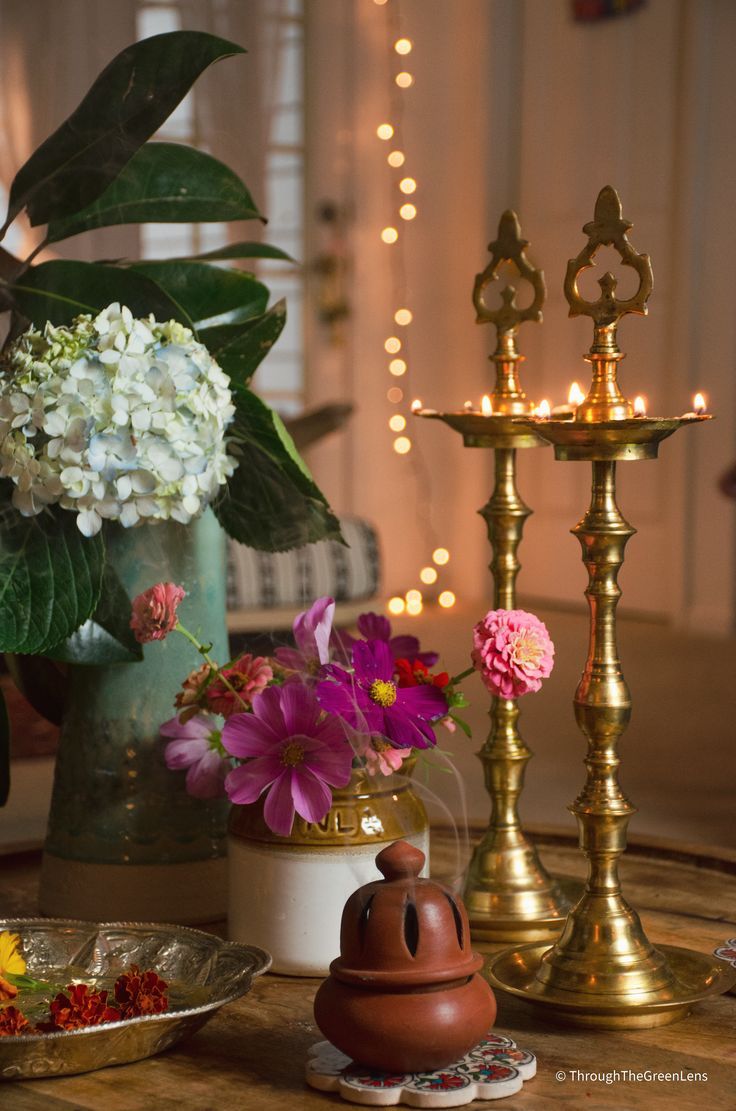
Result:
[376, 839, 425, 881]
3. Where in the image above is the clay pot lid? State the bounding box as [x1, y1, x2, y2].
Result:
[329, 840, 484, 988]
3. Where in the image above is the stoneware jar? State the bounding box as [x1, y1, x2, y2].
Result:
[313, 839, 497, 1072]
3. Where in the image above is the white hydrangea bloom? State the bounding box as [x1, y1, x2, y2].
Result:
[0, 303, 236, 535]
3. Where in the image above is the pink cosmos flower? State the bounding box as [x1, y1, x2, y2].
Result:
[221, 683, 353, 837]
[160, 714, 229, 798]
[353, 733, 412, 777]
[471, 609, 554, 699]
[130, 582, 186, 643]
[274, 596, 335, 679]
[204, 654, 273, 719]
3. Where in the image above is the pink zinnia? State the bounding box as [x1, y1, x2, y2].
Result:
[205, 654, 273, 719]
[130, 582, 186, 644]
[222, 683, 353, 837]
[472, 609, 554, 699]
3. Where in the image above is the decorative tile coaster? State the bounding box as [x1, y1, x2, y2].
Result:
[306, 1032, 536, 1107]
[714, 939, 736, 994]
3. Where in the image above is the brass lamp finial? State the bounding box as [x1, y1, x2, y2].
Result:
[472, 210, 545, 414]
[565, 185, 653, 421]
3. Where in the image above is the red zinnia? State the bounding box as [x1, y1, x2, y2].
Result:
[0, 1005, 30, 1036]
[114, 965, 169, 1018]
[39, 984, 120, 1031]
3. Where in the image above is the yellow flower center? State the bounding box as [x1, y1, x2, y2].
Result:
[281, 740, 305, 767]
[510, 630, 543, 668]
[372, 738, 391, 753]
[369, 679, 397, 707]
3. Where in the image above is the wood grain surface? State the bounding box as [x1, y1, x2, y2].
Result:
[2, 828, 736, 1110]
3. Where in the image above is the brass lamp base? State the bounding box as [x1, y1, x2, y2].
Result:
[488, 943, 736, 1029]
[466, 869, 580, 943]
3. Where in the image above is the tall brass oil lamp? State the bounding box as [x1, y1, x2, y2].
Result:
[418, 211, 574, 942]
[488, 186, 734, 1026]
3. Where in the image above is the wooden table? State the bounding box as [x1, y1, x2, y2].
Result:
[3, 828, 736, 1110]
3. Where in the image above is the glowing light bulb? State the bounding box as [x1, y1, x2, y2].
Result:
[389, 358, 407, 376]
[376, 123, 394, 140]
[432, 547, 450, 566]
[633, 395, 647, 417]
[395, 71, 414, 88]
[388, 596, 406, 615]
[693, 392, 707, 413]
[399, 203, 417, 220]
[394, 308, 413, 325]
[420, 566, 438, 585]
[381, 226, 398, 244]
[394, 38, 412, 55]
[373, 0, 388, 5]
[568, 381, 585, 407]
[406, 598, 423, 616]
[389, 414, 406, 432]
[406, 588, 422, 604]
[387, 386, 403, 403]
[393, 436, 412, 454]
[399, 177, 417, 194]
[388, 150, 405, 168]
[438, 591, 456, 609]
[534, 399, 551, 419]
[385, 336, 401, 354]
[481, 395, 493, 415]
[410, 398, 422, 412]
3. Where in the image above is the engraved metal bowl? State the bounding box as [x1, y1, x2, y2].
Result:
[0, 918, 271, 1080]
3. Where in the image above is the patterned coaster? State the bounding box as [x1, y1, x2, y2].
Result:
[306, 1032, 536, 1107]
[714, 939, 736, 994]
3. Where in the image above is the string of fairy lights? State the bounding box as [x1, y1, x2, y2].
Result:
[371, 0, 456, 618]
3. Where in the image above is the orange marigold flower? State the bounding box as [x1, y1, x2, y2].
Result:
[114, 965, 169, 1018]
[38, 983, 120, 1031]
[0, 975, 18, 1002]
[0, 1005, 30, 1036]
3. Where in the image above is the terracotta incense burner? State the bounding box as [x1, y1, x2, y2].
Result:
[313, 840, 497, 1072]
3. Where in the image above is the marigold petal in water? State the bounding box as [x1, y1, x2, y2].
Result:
[471, 609, 554, 699]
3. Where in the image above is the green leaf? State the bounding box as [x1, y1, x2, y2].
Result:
[10, 260, 193, 329]
[213, 389, 342, 551]
[46, 560, 143, 665]
[0, 495, 105, 655]
[131, 262, 268, 328]
[4, 32, 246, 230]
[0, 684, 8, 807]
[200, 300, 286, 383]
[158, 242, 295, 265]
[449, 713, 473, 739]
[45, 143, 264, 246]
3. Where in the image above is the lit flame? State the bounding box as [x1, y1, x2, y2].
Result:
[693, 392, 706, 414]
[534, 399, 551, 419]
[410, 398, 422, 412]
[463, 400, 474, 411]
[568, 381, 585, 407]
[633, 395, 647, 417]
[481, 395, 493, 415]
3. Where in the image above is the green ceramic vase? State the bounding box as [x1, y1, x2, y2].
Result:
[39, 511, 230, 923]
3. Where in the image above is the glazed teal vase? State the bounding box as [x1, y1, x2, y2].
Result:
[39, 511, 230, 924]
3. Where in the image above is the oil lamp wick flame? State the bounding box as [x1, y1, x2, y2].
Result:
[633, 395, 647, 417]
[411, 398, 422, 412]
[481, 394, 493, 415]
[535, 399, 551, 419]
[568, 381, 585, 408]
[693, 392, 706, 414]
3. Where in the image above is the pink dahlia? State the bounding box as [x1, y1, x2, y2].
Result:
[160, 714, 230, 798]
[205, 654, 273, 719]
[221, 683, 353, 837]
[130, 582, 185, 643]
[472, 609, 554, 699]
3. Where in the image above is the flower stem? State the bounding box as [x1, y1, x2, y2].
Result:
[174, 622, 249, 713]
[450, 666, 475, 684]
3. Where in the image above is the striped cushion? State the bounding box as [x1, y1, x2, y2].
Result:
[226, 516, 381, 611]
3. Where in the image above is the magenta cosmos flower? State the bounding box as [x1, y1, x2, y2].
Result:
[332, 612, 439, 668]
[317, 639, 447, 750]
[221, 683, 353, 837]
[472, 609, 554, 699]
[130, 582, 185, 643]
[160, 714, 229, 799]
[274, 596, 335, 679]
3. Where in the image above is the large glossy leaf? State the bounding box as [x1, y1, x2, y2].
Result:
[213, 389, 342, 552]
[160, 242, 295, 264]
[4, 32, 245, 231]
[0, 494, 105, 655]
[200, 300, 286, 384]
[45, 143, 263, 246]
[0, 685, 8, 807]
[46, 560, 143, 665]
[131, 261, 268, 328]
[10, 260, 192, 328]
